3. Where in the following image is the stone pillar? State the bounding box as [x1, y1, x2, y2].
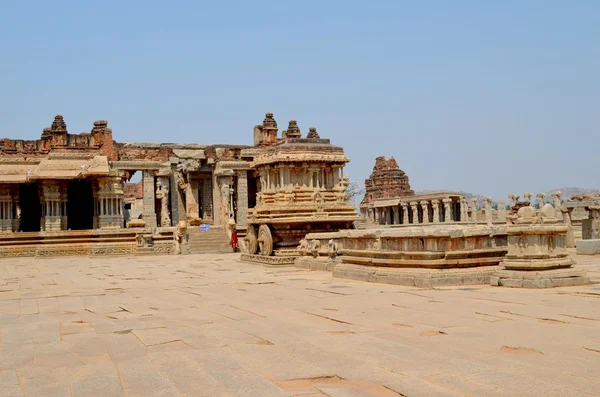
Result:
[485, 197, 493, 222]
[95, 177, 125, 229]
[169, 171, 179, 225]
[431, 200, 440, 224]
[393, 206, 400, 224]
[401, 203, 409, 224]
[40, 181, 66, 232]
[0, 185, 14, 233]
[420, 201, 430, 224]
[552, 191, 563, 221]
[442, 198, 452, 223]
[523, 193, 532, 204]
[497, 200, 507, 221]
[185, 180, 199, 220]
[410, 202, 419, 224]
[471, 198, 478, 222]
[561, 207, 575, 248]
[236, 170, 248, 227]
[156, 176, 171, 227]
[536, 193, 545, 209]
[509, 194, 519, 207]
[459, 198, 467, 222]
[142, 171, 157, 228]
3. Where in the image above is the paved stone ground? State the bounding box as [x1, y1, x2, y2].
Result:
[0, 251, 599, 397]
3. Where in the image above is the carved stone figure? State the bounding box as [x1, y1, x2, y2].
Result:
[310, 239, 321, 258]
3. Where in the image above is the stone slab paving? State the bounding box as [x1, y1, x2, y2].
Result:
[0, 251, 599, 396]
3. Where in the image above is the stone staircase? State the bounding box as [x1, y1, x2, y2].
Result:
[186, 226, 232, 254]
[354, 220, 367, 230]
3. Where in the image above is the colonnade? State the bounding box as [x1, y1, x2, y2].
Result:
[259, 164, 343, 191]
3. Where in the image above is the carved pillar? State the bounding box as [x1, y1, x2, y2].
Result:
[459, 198, 467, 222]
[410, 202, 419, 224]
[236, 170, 248, 227]
[156, 176, 171, 227]
[169, 169, 179, 225]
[393, 206, 400, 224]
[142, 171, 157, 228]
[523, 193, 532, 204]
[585, 206, 600, 240]
[401, 202, 409, 224]
[431, 200, 440, 224]
[95, 177, 125, 229]
[420, 201, 430, 224]
[509, 194, 518, 208]
[485, 197, 493, 222]
[471, 198, 478, 222]
[442, 198, 452, 223]
[186, 179, 200, 220]
[0, 185, 14, 233]
[39, 181, 67, 232]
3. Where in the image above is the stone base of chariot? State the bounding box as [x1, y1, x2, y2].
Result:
[239, 253, 296, 266]
[295, 256, 340, 271]
[490, 267, 590, 288]
[333, 264, 497, 288]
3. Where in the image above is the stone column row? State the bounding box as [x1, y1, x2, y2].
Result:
[94, 176, 125, 229]
[372, 197, 465, 226]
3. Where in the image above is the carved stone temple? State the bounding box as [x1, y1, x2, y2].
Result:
[0, 113, 354, 257]
[359, 156, 468, 225]
[240, 114, 358, 264]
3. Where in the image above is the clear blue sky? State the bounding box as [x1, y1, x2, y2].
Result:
[1, 1, 598, 199]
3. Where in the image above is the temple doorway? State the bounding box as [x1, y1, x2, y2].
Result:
[247, 172, 257, 209]
[18, 183, 41, 232]
[67, 180, 94, 230]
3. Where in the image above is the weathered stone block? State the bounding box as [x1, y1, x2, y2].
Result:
[576, 239, 600, 255]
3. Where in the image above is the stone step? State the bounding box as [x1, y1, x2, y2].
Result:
[185, 227, 232, 254]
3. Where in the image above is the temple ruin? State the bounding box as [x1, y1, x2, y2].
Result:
[0, 113, 355, 257]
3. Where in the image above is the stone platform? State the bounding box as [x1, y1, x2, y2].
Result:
[490, 268, 590, 288]
[332, 225, 508, 287]
[334, 263, 499, 288]
[576, 239, 600, 255]
[0, 228, 174, 257]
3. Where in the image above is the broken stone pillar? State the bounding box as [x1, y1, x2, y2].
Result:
[442, 198, 452, 223]
[420, 201, 430, 224]
[470, 198, 478, 222]
[536, 193, 545, 209]
[142, 171, 157, 228]
[485, 197, 493, 222]
[236, 170, 248, 228]
[491, 204, 589, 288]
[552, 191, 563, 221]
[431, 200, 440, 224]
[561, 207, 575, 248]
[509, 194, 519, 208]
[497, 200, 507, 221]
[523, 192, 532, 204]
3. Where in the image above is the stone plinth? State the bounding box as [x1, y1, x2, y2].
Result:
[331, 225, 508, 287]
[576, 239, 600, 255]
[294, 232, 341, 271]
[491, 204, 589, 288]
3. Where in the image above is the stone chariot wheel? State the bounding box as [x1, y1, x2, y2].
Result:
[257, 224, 273, 256]
[246, 225, 258, 254]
